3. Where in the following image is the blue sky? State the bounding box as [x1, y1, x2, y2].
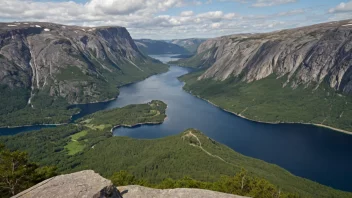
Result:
[0, 0, 352, 39]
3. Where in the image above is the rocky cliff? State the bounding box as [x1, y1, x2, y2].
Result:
[12, 170, 244, 198]
[118, 185, 246, 198]
[188, 19, 352, 95]
[12, 170, 122, 198]
[0, 22, 167, 105]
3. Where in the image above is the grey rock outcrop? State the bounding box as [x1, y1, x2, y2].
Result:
[0, 22, 162, 104]
[192, 19, 352, 94]
[118, 185, 248, 198]
[12, 170, 122, 198]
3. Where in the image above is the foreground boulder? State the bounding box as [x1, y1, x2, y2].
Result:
[12, 170, 122, 198]
[118, 185, 247, 198]
[13, 170, 247, 198]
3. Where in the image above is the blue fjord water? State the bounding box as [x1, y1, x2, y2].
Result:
[1, 54, 351, 192]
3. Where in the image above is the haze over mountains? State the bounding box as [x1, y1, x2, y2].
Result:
[134, 38, 206, 55]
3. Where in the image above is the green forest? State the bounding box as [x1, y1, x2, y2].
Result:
[180, 71, 352, 133]
[0, 101, 350, 197]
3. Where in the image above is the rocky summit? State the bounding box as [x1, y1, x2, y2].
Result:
[12, 170, 122, 198]
[119, 185, 247, 198]
[190, 19, 352, 95]
[12, 170, 246, 198]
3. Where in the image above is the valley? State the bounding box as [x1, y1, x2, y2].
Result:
[1, 17, 352, 198]
[1, 54, 352, 193]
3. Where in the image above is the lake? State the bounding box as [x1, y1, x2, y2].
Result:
[1, 54, 352, 192]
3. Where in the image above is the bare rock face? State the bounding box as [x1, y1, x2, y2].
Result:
[193, 19, 352, 94]
[118, 185, 248, 198]
[0, 22, 161, 104]
[12, 170, 122, 198]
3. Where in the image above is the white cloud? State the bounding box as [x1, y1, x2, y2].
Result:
[329, 1, 352, 13]
[210, 22, 222, 29]
[197, 11, 224, 21]
[277, 9, 305, 16]
[180, 10, 194, 17]
[0, 0, 349, 39]
[252, 0, 297, 7]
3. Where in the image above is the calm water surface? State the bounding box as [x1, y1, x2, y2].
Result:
[1, 54, 352, 192]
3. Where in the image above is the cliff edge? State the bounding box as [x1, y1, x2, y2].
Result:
[12, 170, 245, 198]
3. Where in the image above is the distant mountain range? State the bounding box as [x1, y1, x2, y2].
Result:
[171, 38, 206, 54]
[134, 39, 190, 55]
[134, 38, 206, 55]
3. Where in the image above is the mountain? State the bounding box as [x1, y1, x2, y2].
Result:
[0, 22, 168, 127]
[134, 39, 190, 55]
[181, 20, 352, 94]
[171, 38, 206, 54]
[178, 19, 352, 132]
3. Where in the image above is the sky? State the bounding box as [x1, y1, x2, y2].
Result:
[0, 0, 352, 39]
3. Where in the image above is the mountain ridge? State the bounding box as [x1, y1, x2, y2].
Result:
[0, 22, 168, 127]
[179, 19, 352, 95]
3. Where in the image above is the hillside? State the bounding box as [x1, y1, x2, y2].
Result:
[0, 22, 168, 127]
[176, 19, 352, 132]
[134, 39, 190, 55]
[171, 38, 206, 54]
[0, 102, 351, 197]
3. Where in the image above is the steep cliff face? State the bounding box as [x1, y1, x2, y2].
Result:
[0, 22, 166, 105]
[191, 20, 352, 95]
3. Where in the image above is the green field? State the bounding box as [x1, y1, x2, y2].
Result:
[65, 130, 88, 155]
[179, 71, 352, 133]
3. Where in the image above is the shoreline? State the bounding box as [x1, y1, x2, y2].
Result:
[1, 123, 67, 129]
[187, 91, 352, 136]
[110, 117, 167, 133]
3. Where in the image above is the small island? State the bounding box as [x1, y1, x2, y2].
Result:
[79, 100, 167, 132]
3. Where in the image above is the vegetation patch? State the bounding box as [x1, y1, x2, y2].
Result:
[65, 130, 88, 155]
